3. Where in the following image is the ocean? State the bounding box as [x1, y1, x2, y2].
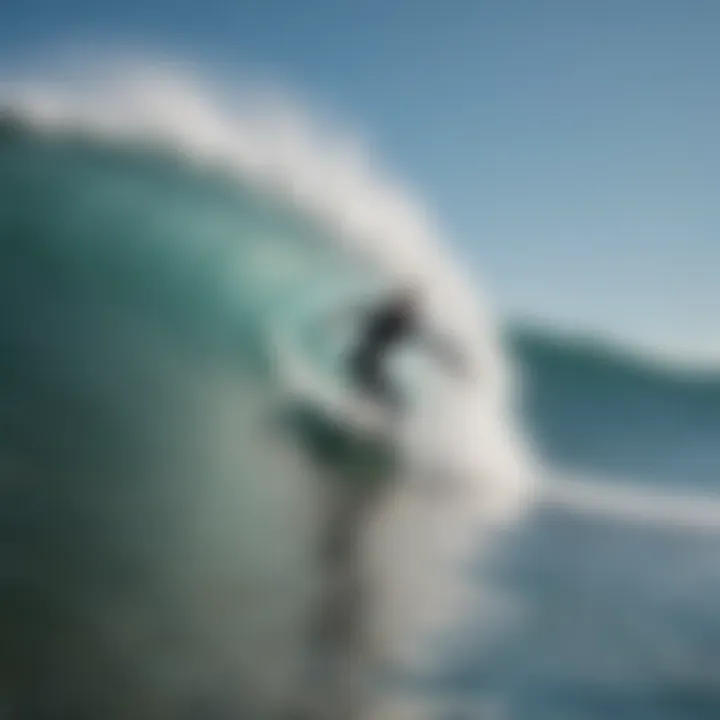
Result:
[446, 330, 720, 720]
[0, 63, 718, 719]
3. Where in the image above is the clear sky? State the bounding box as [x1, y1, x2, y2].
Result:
[3, 0, 719, 361]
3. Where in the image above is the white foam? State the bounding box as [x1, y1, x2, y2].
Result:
[546, 472, 720, 534]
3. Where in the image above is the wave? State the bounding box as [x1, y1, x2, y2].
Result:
[0, 58, 534, 718]
[509, 326, 720, 490]
[508, 326, 720, 533]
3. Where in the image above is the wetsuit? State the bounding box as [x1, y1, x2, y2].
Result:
[348, 299, 417, 407]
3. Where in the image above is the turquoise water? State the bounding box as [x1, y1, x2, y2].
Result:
[0, 121, 393, 717]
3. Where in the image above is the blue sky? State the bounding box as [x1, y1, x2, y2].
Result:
[3, 0, 719, 361]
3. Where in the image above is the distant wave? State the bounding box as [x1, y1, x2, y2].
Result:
[510, 326, 720, 490]
[509, 324, 720, 383]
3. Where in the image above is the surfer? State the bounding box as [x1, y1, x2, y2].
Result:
[292, 285, 475, 718]
[347, 286, 472, 408]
